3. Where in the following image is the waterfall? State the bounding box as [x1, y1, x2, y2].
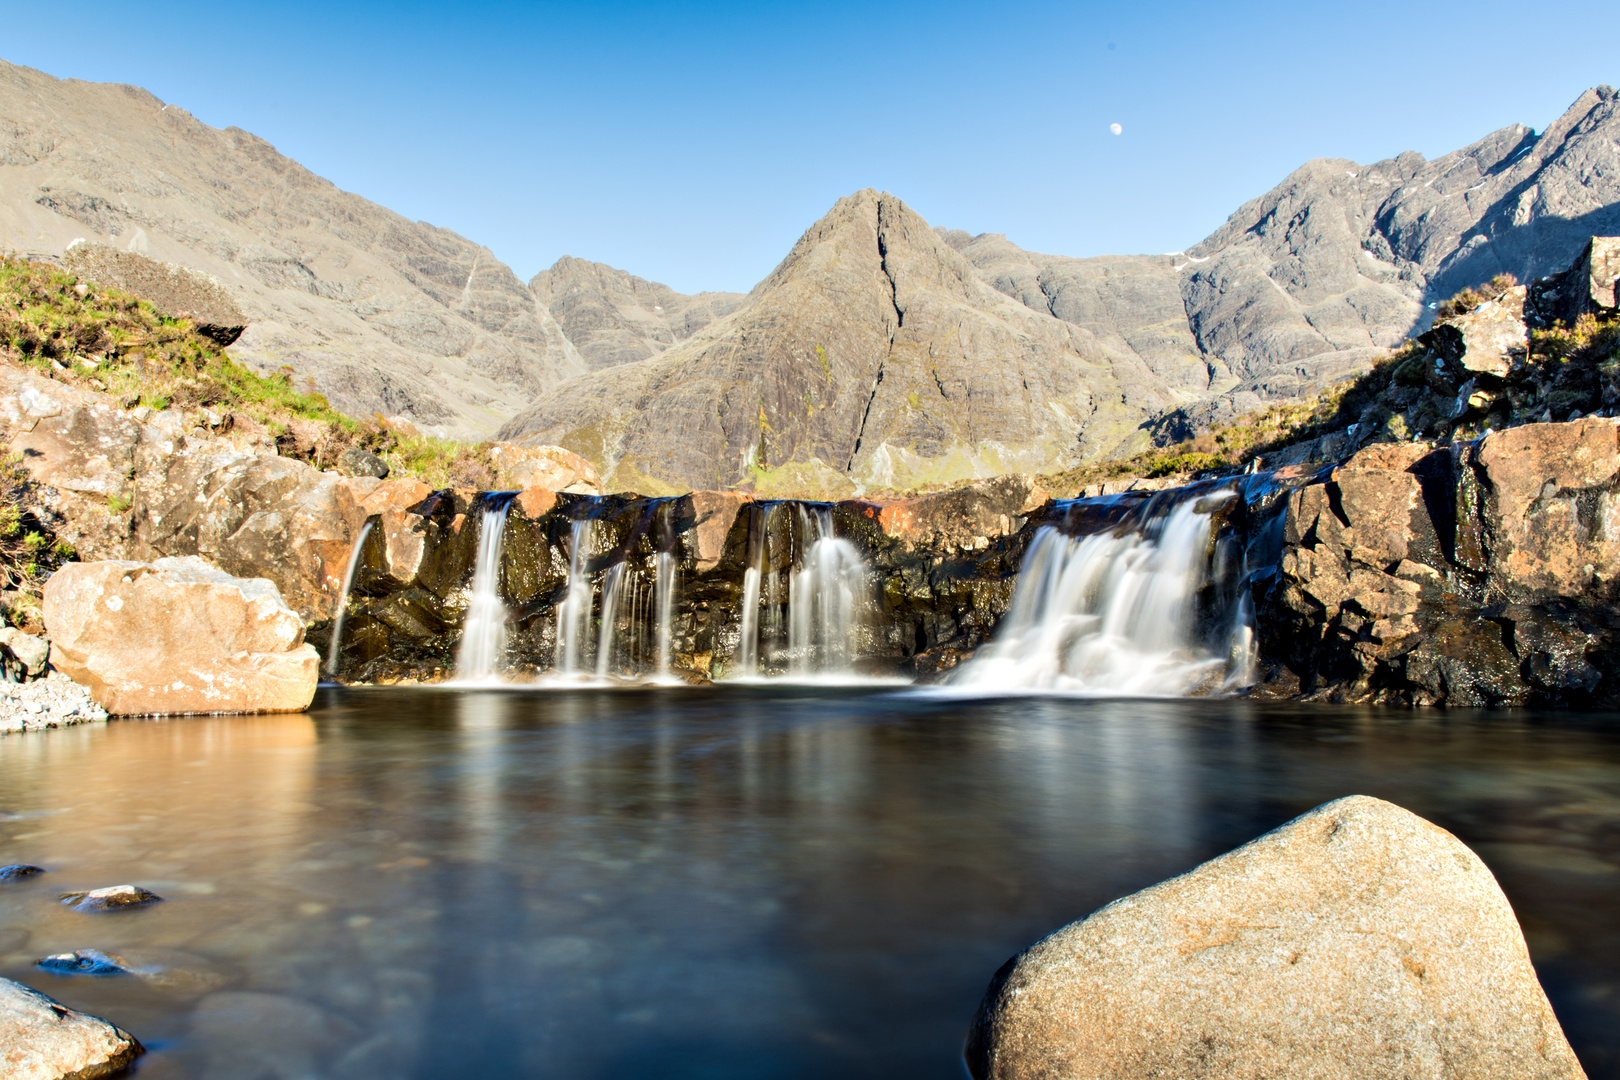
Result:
[785, 506, 869, 677]
[325, 519, 374, 675]
[456, 494, 517, 682]
[736, 565, 762, 677]
[595, 562, 628, 679]
[655, 551, 677, 679]
[556, 518, 597, 676]
[951, 490, 1246, 695]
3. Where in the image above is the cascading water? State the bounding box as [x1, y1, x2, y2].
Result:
[595, 563, 628, 679]
[951, 489, 1248, 695]
[654, 551, 677, 680]
[786, 506, 869, 677]
[556, 518, 597, 677]
[736, 565, 762, 677]
[455, 494, 517, 682]
[325, 519, 374, 675]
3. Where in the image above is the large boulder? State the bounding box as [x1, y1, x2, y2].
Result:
[41, 556, 318, 715]
[967, 795, 1584, 1080]
[0, 975, 143, 1079]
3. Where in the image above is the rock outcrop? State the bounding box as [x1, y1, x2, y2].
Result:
[1259, 419, 1620, 707]
[0, 976, 143, 1080]
[966, 795, 1585, 1080]
[42, 556, 319, 715]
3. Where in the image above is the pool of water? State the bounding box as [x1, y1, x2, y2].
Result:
[1, 688, 1617, 1079]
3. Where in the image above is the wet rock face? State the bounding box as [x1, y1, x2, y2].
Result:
[325, 478, 1048, 682]
[1258, 422, 1620, 707]
[966, 796, 1584, 1080]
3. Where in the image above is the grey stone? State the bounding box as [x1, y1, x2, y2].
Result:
[62, 243, 246, 345]
[0, 628, 49, 676]
[0, 865, 45, 881]
[967, 796, 1584, 1080]
[0, 975, 143, 1079]
[336, 446, 389, 480]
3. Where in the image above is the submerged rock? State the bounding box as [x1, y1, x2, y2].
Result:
[42, 556, 318, 716]
[35, 950, 133, 977]
[0, 865, 45, 881]
[0, 975, 143, 1079]
[966, 795, 1584, 1080]
[58, 885, 163, 912]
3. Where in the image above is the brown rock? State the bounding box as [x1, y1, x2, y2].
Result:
[687, 491, 752, 572]
[876, 475, 1042, 552]
[967, 795, 1585, 1080]
[486, 443, 603, 494]
[0, 975, 143, 1080]
[42, 556, 318, 716]
[1476, 417, 1620, 598]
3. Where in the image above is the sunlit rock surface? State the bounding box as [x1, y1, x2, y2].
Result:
[42, 556, 318, 715]
[0, 975, 143, 1080]
[966, 796, 1585, 1080]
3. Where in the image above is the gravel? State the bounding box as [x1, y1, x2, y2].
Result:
[0, 671, 107, 733]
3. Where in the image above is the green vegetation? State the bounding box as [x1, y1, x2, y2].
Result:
[0, 252, 501, 486]
[0, 453, 72, 630]
[1434, 273, 1519, 320]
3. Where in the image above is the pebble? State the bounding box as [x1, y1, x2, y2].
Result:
[0, 864, 46, 881]
[0, 670, 108, 734]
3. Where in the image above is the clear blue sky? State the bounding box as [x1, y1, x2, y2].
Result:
[3, 0, 1615, 293]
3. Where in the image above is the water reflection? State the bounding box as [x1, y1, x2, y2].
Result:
[0, 692, 1616, 1079]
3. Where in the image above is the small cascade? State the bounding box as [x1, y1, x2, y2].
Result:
[456, 494, 517, 682]
[594, 562, 628, 679]
[325, 519, 375, 675]
[786, 506, 871, 677]
[654, 551, 677, 679]
[736, 565, 762, 676]
[556, 518, 597, 676]
[951, 488, 1248, 695]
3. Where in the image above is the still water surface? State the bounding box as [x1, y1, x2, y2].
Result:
[1, 688, 1618, 1079]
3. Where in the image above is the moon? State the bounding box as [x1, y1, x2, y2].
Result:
[1109, 122, 1123, 136]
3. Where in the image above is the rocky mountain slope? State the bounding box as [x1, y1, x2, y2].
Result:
[0, 59, 585, 436]
[498, 190, 1176, 494]
[529, 256, 745, 370]
[4, 57, 1616, 492]
[956, 86, 1620, 436]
